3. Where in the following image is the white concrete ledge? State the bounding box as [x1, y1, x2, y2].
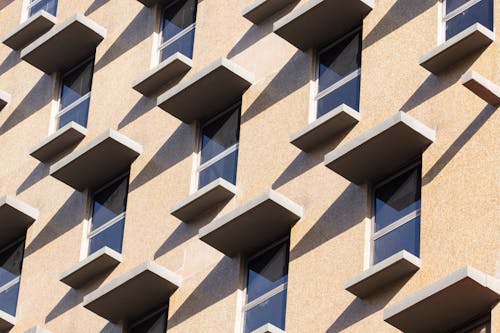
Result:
[324, 111, 435, 185]
[20, 13, 106, 74]
[0, 310, 15, 331]
[157, 57, 254, 123]
[0, 90, 11, 111]
[170, 178, 236, 223]
[384, 266, 500, 333]
[461, 70, 500, 107]
[2, 11, 56, 51]
[60, 247, 122, 289]
[419, 24, 494, 74]
[83, 261, 182, 323]
[242, 0, 297, 24]
[250, 323, 286, 333]
[29, 122, 87, 163]
[345, 250, 421, 299]
[24, 326, 52, 333]
[199, 190, 303, 256]
[290, 104, 360, 152]
[49, 129, 142, 191]
[132, 52, 192, 97]
[0, 195, 39, 248]
[273, 0, 374, 50]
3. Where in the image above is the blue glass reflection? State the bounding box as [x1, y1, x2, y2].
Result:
[0, 282, 20, 316]
[161, 29, 195, 61]
[446, 0, 493, 40]
[317, 75, 360, 118]
[198, 150, 238, 189]
[245, 290, 287, 333]
[89, 218, 125, 255]
[29, 0, 57, 17]
[374, 217, 420, 264]
[58, 97, 90, 129]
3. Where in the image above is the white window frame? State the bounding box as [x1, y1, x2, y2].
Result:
[22, 0, 56, 21]
[441, 0, 491, 42]
[0, 237, 24, 312]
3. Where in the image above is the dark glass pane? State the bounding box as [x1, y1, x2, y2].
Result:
[374, 217, 420, 264]
[318, 30, 361, 92]
[160, 28, 195, 61]
[0, 281, 20, 316]
[29, 0, 57, 17]
[446, 0, 468, 14]
[244, 290, 287, 333]
[57, 97, 90, 129]
[375, 166, 421, 231]
[0, 241, 24, 287]
[446, 0, 493, 40]
[247, 241, 289, 303]
[198, 150, 238, 189]
[60, 59, 94, 109]
[162, 0, 197, 43]
[316, 74, 360, 117]
[129, 309, 168, 333]
[89, 218, 125, 255]
[91, 176, 129, 231]
[201, 108, 240, 163]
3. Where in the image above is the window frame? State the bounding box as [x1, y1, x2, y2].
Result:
[441, 0, 493, 42]
[0, 236, 25, 316]
[126, 305, 169, 333]
[23, 0, 57, 21]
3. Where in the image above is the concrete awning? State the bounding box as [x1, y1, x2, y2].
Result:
[136, 0, 176, 7]
[251, 323, 286, 333]
[242, 0, 297, 24]
[171, 178, 236, 223]
[157, 58, 254, 123]
[199, 190, 303, 256]
[60, 247, 122, 289]
[0, 311, 15, 332]
[0, 90, 11, 111]
[20, 14, 106, 74]
[273, 0, 374, 50]
[133, 53, 192, 97]
[324, 112, 435, 185]
[345, 251, 421, 299]
[384, 266, 500, 333]
[83, 261, 182, 323]
[2, 11, 56, 51]
[24, 326, 52, 333]
[29, 122, 87, 163]
[0, 196, 39, 248]
[419, 24, 494, 74]
[461, 70, 500, 107]
[49, 129, 142, 191]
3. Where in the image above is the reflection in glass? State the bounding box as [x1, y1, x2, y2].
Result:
[245, 290, 287, 333]
[161, 29, 195, 61]
[0, 239, 24, 316]
[374, 217, 420, 264]
[160, 0, 197, 60]
[129, 308, 168, 333]
[29, 0, 57, 17]
[317, 75, 361, 118]
[89, 218, 125, 255]
[445, 0, 493, 40]
[198, 150, 238, 189]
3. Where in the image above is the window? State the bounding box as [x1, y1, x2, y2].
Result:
[442, 0, 494, 40]
[0, 238, 25, 317]
[56, 57, 94, 130]
[242, 239, 289, 333]
[128, 307, 168, 333]
[158, 0, 197, 63]
[87, 174, 129, 256]
[372, 163, 421, 264]
[196, 104, 240, 189]
[315, 28, 362, 119]
[27, 0, 57, 17]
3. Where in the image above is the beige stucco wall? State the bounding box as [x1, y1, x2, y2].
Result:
[0, 0, 498, 332]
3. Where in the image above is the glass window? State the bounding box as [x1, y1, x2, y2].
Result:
[128, 308, 168, 333]
[455, 317, 491, 333]
[0, 239, 25, 317]
[159, 0, 197, 62]
[88, 174, 129, 256]
[56, 58, 94, 129]
[28, 0, 57, 17]
[243, 240, 289, 333]
[197, 105, 240, 189]
[316, 28, 362, 118]
[444, 0, 493, 40]
[372, 164, 421, 264]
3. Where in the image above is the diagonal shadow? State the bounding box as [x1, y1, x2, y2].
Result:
[423, 105, 495, 186]
[0, 0, 15, 11]
[17, 163, 49, 195]
[227, 24, 272, 59]
[85, 0, 110, 15]
[118, 96, 156, 129]
[0, 51, 21, 76]
[45, 289, 83, 323]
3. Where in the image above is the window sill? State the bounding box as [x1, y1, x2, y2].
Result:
[0, 310, 15, 331]
[242, 0, 296, 24]
[60, 247, 122, 289]
[0, 90, 11, 112]
[24, 326, 53, 333]
[290, 104, 360, 152]
[251, 323, 286, 333]
[29, 122, 87, 164]
[461, 70, 500, 107]
[170, 178, 236, 223]
[0, 196, 39, 248]
[384, 266, 500, 332]
[419, 24, 494, 74]
[345, 250, 421, 299]
[2, 11, 56, 51]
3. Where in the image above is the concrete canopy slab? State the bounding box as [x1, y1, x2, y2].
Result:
[157, 58, 254, 123]
[345, 250, 421, 299]
[0, 196, 39, 248]
[0, 90, 11, 111]
[419, 24, 494, 74]
[20, 13, 106, 74]
[199, 190, 303, 257]
[24, 326, 52, 333]
[242, 0, 297, 24]
[60, 247, 122, 289]
[82, 261, 182, 323]
[136, 0, 176, 7]
[290, 104, 360, 152]
[384, 266, 500, 333]
[132, 52, 192, 97]
[2, 11, 56, 51]
[49, 129, 143, 192]
[170, 178, 236, 223]
[461, 70, 500, 107]
[0, 310, 15, 331]
[324, 111, 435, 185]
[250, 323, 286, 333]
[29, 122, 87, 163]
[273, 0, 374, 50]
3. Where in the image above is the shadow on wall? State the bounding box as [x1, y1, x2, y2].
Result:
[0, 0, 15, 11]
[45, 289, 83, 323]
[0, 52, 21, 76]
[85, 0, 110, 15]
[118, 96, 156, 129]
[17, 163, 49, 195]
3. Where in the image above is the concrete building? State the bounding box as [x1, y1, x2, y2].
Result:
[0, 0, 499, 332]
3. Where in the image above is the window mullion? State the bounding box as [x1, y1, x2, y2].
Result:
[372, 209, 421, 240]
[27, 0, 44, 9]
[159, 23, 196, 51]
[0, 276, 20, 294]
[57, 92, 91, 118]
[198, 143, 239, 172]
[244, 283, 287, 312]
[89, 212, 126, 238]
[445, 0, 483, 21]
[316, 68, 361, 100]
